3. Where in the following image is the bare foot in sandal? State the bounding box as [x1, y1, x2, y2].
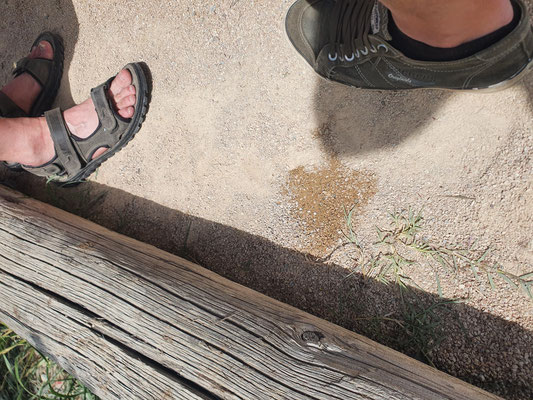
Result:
[30, 68, 138, 166]
[1, 63, 147, 185]
[0, 41, 54, 114]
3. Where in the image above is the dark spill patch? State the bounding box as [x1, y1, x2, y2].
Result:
[285, 159, 377, 257]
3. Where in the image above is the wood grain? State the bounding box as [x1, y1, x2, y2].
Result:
[0, 185, 501, 400]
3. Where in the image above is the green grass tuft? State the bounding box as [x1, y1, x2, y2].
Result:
[343, 207, 533, 300]
[340, 206, 533, 366]
[0, 322, 99, 400]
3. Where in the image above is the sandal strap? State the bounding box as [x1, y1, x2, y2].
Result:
[14, 57, 52, 87]
[68, 79, 121, 159]
[22, 62, 147, 184]
[91, 79, 118, 132]
[45, 108, 82, 176]
[24, 82, 124, 180]
[0, 91, 27, 118]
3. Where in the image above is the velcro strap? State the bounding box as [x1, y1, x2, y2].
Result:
[90, 81, 117, 132]
[45, 108, 82, 176]
[0, 92, 27, 117]
[14, 57, 52, 87]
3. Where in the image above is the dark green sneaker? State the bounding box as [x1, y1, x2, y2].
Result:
[285, 0, 533, 91]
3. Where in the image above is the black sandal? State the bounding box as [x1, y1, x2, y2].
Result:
[1, 32, 64, 170]
[22, 63, 149, 185]
[0, 31, 64, 118]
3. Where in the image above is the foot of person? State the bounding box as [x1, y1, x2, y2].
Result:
[285, 0, 532, 90]
[0, 41, 53, 114]
[28, 69, 137, 167]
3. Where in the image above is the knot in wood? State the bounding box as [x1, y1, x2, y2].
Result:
[301, 331, 324, 343]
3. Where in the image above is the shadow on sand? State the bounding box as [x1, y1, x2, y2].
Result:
[1, 170, 531, 400]
[313, 78, 451, 156]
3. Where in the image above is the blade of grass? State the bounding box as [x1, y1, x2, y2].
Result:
[519, 282, 533, 300]
[487, 272, 496, 290]
[519, 272, 533, 280]
[435, 272, 443, 297]
[470, 264, 480, 282]
[476, 248, 490, 264]
[13, 356, 34, 398]
[497, 271, 518, 289]
[0, 343, 24, 356]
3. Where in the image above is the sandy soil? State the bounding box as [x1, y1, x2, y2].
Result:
[1, 0, 532, 399]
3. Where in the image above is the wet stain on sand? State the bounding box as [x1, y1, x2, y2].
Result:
[286, 158, 377, 257]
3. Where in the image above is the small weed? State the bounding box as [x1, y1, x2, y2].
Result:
[343, 207, 533, 300]
[340, 206, 532, 366]
[350, 294, 460, 366]
[0, 322, 99, 400]
[396, 295, 462, 367]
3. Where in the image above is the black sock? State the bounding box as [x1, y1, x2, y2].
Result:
[387, 1, 520, 62]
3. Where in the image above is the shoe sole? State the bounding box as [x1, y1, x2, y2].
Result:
[471, 57, 533, 93]
[57, 62, 151, 186]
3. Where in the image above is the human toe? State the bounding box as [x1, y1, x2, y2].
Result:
[109, 69, 133, 97]
[116, 94, 136, 110]
[118, 106, 134, 119]
[30, 41, 53, 60]
[114, 85, 136, 104]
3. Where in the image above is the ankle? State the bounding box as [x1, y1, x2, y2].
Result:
[1, 74, 42, 114]
[32, 117, 55, 166]
[388, 0, 514, 48]
[21, 117, 54, 166]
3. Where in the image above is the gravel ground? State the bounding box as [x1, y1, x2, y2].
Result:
[1, 0, 532, 399]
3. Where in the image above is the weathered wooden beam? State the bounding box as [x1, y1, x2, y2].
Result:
[0, 184, 501, 400]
